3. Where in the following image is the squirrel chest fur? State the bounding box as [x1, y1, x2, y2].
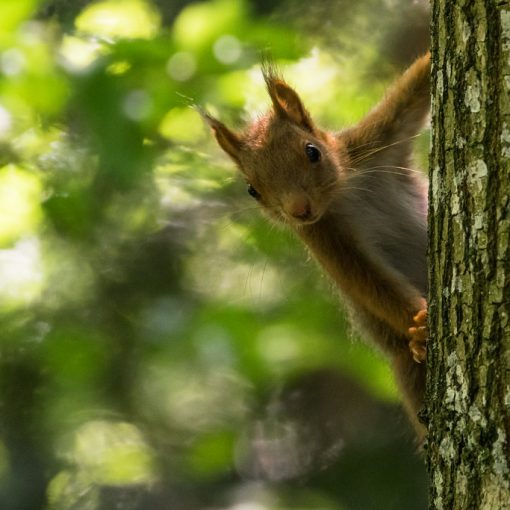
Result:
[205, 53, 431, 439]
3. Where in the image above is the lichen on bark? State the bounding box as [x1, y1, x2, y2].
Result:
[427, 1, 510, 509]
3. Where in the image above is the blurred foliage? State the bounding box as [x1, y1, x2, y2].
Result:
[0, 0, 430, 509]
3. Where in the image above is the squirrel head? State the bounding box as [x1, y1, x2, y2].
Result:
[205, 53, 431, 227]
[204, 66, 350, 227]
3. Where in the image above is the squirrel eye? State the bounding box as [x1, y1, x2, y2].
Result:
[247, 184, 261, 200]
[305, 143, 321, 163]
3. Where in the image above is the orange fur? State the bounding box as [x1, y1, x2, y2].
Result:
[205, 53, 431, 439]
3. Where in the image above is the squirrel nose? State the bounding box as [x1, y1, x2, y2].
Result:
[283, 194, 313, 220]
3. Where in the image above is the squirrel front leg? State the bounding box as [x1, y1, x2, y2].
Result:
[304, 222, 427, 360]
[358, 262, 428, 362]
[334, 53, 431, 361]
[359, 258, 428, 363]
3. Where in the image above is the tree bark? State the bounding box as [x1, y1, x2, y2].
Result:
[427, 1, 510, 509]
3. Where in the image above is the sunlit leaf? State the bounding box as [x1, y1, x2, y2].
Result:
[0, 0, 38, 42]
[173, 0, 247, 52]
[0, 165, 41, 246]
[0, 28, 69, 119]
[59, 35, 102, 71]
[57, 421, 158, 485]
[0, 237, 43, 306]
[76, 0, 161, 40]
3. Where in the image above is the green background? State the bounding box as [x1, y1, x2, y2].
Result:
[0, 1, 430, 508]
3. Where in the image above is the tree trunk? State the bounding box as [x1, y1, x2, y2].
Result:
[427, 1, 510, 508]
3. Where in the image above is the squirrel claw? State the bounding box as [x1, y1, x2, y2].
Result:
[408, 309, 428, 363]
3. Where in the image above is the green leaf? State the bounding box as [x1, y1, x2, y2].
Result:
[0, 0, 38, 41]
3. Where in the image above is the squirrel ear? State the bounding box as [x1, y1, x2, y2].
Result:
[264, 74, 314, 131]
[202, 112, 243, 163]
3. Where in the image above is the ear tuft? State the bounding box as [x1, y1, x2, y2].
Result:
[261, 62, 314, 132]
[261, 57, 282, 89]
[200, 109, 243, 163]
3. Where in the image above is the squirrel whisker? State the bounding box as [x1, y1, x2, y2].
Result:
[206, 52, 431, 441]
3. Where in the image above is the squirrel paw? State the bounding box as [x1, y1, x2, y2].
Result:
[408, 309, 428, 363]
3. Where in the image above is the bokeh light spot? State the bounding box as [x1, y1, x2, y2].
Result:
[1, 48, 26, 76]
[0, 165, 41, 244]
[0, 237, 43, 305]
[59, 35, 101, 71]
[122, 89, 153, 121]
[213, 34, 242, 64]
[166, 51, 197, 81]
[0, 104, 12, 138]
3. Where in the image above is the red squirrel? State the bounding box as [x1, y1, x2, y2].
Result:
[204, 53, 430, 438]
